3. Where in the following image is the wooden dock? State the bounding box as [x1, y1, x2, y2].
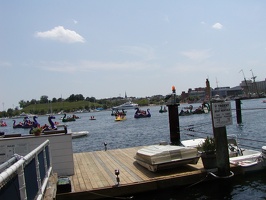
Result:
[56, 146, 242, 200]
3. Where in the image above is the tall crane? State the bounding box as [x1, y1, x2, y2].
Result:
[250, 69, 260, 97]
[239, 69, 250, 97]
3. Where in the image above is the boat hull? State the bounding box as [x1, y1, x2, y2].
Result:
[71, 131, 89, 139]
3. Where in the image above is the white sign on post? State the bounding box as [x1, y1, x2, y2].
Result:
[212, 101, 232, 128]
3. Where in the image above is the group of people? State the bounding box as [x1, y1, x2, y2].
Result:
[179, 103, 210, 116]
[0, 120, 7, 127]
[111, 109, 127, 116]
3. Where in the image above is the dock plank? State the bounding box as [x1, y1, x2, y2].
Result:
[96, 150, 133, 185]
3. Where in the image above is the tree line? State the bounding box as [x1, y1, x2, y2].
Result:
[18, 94, 96, 109]
[0, 94, 167, 118]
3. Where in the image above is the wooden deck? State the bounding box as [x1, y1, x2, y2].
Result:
[56, 146, 242, 200]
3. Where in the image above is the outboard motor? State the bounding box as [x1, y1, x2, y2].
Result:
[261, 146, 266, 166]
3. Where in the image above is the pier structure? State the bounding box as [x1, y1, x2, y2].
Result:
[56, 147, 242, 200]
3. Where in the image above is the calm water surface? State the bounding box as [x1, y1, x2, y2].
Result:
[1, 98, 266, 199]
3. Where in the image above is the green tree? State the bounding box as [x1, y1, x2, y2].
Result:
[19, 100, 27, 109]
[40, 95, 49, 104]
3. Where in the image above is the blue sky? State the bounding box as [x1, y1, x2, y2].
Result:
[1, 1, 266, 111]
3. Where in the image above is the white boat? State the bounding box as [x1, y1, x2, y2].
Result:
[67, 129, 89, 139]
[112, 101, 139, 110]
[228, 138, 266, 172]
[135, 144, 200, 172]
[182, 137, 266, 173]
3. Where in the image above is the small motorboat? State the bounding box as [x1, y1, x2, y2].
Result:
[135, 144, 200, 172]
[228, 138, 266, 173]
[68, 130, 89, 139]
[182, 136, 266, 173]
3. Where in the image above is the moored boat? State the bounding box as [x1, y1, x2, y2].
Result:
[182, 136, 266, 173]
[70, 131, 89, 139]
[228, 138, 266, 173]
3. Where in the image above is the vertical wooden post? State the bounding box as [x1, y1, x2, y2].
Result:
[211, 100, 231, 177]
[166, 86, 181, 145]
[213, 127, 230, 176]
[235, 98, 242, 124]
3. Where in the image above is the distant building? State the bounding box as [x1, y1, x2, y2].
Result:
[240, 78, 266, 97]
[180, 78, 265, 102]
[212, 86, 243, 98]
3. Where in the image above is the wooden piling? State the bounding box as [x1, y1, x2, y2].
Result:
[235, 98, 242, 124]
[167, 104, 180, 145]
[213, 127, 231, 177]
[166, 86, 181, 145]
[210, 100, 231, 177]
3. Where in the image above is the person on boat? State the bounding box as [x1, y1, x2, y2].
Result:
[0, 120, 7, 126]
[41, 124, 49, 131]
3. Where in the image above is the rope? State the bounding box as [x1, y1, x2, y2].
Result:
[186, 173, 209, 188]
[186, 170, 234, 189]
[232, 107, 266, 110]
[208, 171, 234, 179]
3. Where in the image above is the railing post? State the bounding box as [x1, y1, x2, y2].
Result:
[43, 147, 48, 175]
[18, 165, 27, 200]
[35, 154, 42, 196]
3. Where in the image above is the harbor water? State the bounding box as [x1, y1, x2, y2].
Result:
[1, 98, 266, 199]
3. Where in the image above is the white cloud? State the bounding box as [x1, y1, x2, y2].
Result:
[181, 49, 212, 61]
[212, 22, 223, 30]
[0, 61, 12, 68]
[35, 26, 85, 43]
